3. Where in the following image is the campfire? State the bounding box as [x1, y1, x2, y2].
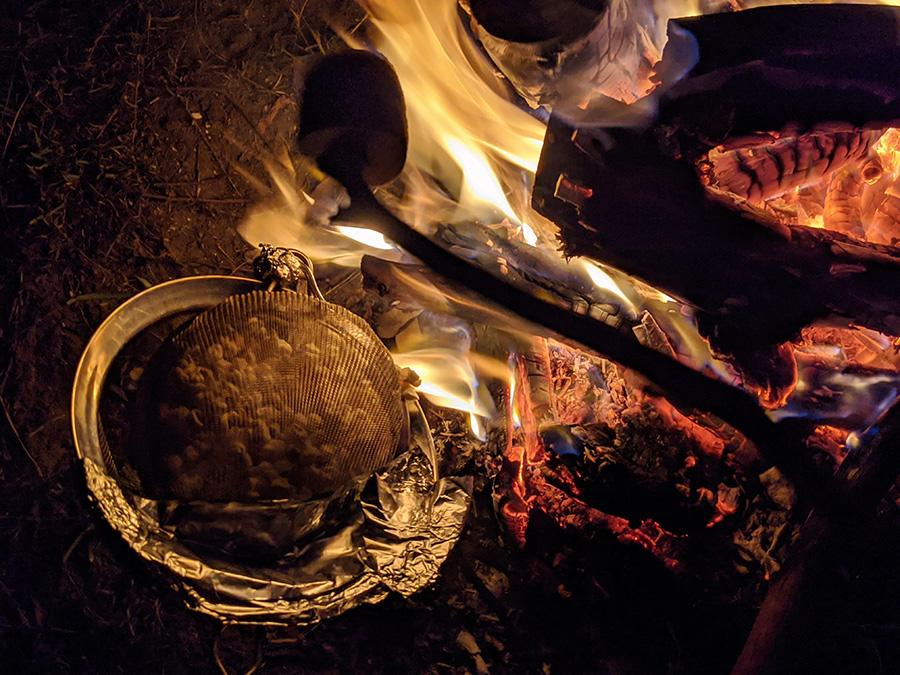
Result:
[64, 0, 900, 673]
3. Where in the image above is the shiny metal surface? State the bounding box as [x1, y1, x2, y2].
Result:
[72, 275, 471, 624]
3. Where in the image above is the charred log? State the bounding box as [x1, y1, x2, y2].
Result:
[733, 400, 900, 675]
[534, 119, 900, 361]
[532, 4, 900, 360]
[660, 5, 900, 146]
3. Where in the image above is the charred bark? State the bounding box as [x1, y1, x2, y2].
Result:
[732, 400, 900, 675]
[533, 5, 900, 361]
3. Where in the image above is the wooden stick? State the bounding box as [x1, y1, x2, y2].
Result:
[732, 400, 900, 675]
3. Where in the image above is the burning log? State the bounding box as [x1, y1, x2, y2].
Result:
[733, 399, 900, 675]
[532, 4, 900, 361]
[300, 49, 852, 522]
[534, 120, 900, 362]
[659, 5, 900, 141]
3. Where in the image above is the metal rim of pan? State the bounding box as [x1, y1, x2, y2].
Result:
[70, 274, 438, 623]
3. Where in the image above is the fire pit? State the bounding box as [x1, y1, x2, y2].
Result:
[57, 0, 900, 672]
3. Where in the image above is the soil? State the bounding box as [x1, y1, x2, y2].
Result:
[4, 1, 900, 674]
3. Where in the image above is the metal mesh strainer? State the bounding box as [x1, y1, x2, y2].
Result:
[72, 270, 471, 624]
[137, 285, 406, 503]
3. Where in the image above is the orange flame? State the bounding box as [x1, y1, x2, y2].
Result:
[392, 319, 510, 438]
[356, 0, 545, 234]
[874, 128, 900, 177]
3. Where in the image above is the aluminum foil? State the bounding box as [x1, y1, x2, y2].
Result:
[463, 0, 699, 126]
[73, 276, 471, 625]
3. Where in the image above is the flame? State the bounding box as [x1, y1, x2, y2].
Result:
[508, 353, 521, 429]
[358, 0, 545, 230]
[393, 348, 495, 417]
[468, 413, 486, 440]
[580, 259, 638, 315]
[333, 225, 396, 250]
[506, 351, 544, 464]
[874, 128, 900, 177]
[358, 0, 734, 384]
[391, 317, 510, 437]
[442, 137, 519, 222]
[238, 162, 403, 267]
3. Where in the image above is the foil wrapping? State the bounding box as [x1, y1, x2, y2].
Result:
[74, 276, 471, 625]
[464, 0, 699, 126]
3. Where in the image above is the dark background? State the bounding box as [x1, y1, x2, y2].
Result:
[3, 1, 900, 673]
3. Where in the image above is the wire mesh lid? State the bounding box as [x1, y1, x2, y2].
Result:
[139, 288, 405, 502]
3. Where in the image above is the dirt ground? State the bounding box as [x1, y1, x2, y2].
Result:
[5, 1, 900, 674]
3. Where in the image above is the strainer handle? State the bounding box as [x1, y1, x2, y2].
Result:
[253, 244, 325, 300]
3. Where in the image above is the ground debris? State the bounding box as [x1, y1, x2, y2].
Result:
[5, 2, 900, 674]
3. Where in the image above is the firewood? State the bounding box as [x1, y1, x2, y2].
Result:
[732, 399, 900, 675]
[533, 5, 900, 360]
[661, 5, 900, 144]
[534, 120, 900, 360]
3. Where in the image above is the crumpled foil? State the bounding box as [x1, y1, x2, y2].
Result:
[462, 0, 699, 126]
[252, 244, 323, 297]
[73, 276, 472, 625]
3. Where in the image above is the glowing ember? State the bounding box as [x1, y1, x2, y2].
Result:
[235, 0, 900, 576]
[874, 128, 900, 176]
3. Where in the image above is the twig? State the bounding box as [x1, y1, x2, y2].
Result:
[140, 193, 252, 204]
[193, 118, 242, 195]
[193, 0, 226, 63]
[164, 84, 243, 196]
[62, 524, 95, 569]
[0, 393, 43, 477]
[66, 292, 134, 305]
[194, 137, 200, 197]
[2, 97, 26, 161]
[214, 625, 264, 675]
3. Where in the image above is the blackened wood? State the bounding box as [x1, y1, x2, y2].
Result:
[662, 5, 900, 147]
[733, 400, 900, 675]
[534, 119, 900, 360]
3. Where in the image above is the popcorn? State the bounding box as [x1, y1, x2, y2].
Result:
[146, 290, 404, 502]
